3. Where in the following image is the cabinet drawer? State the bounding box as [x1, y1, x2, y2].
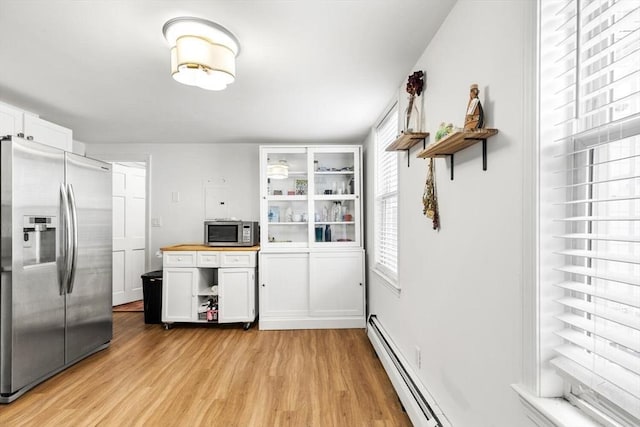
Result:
[220, 251, 257, 268]
[163, 251, 197, 267]
[197, 252, 220, 267]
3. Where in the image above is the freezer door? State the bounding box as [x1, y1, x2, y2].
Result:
[64, 153, 112, 363]
[0, 138, 65, 394]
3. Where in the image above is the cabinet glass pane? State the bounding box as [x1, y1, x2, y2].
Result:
[260, 146, 361, 249]
[313, 199, 356, 243]
[266, 152, 307, 196]
[266, 199, 308, 244]
[312, 152, 356, 196]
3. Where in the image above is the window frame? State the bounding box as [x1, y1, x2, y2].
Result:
[373, 104, 399, 285]
[516, 1, 640, 426]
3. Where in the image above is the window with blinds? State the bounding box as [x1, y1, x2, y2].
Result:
[540, 0, 640, 423]
[374, 107, 399, 280]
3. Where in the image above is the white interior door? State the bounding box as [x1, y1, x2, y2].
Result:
[112, 162, 146, 305]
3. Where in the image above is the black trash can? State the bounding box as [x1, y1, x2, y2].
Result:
[141, 270, 163, 324]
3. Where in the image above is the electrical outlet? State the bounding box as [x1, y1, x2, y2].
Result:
[171, 191, 180, 203]
[151, 217, 162, 227]
[415, 346, 422, 369]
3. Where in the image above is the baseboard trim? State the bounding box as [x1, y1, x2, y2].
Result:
[258, 317, 365, 330]
[367, 315, 449, 427]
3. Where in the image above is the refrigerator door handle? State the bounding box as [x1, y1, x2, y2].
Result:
[59, 183, 72, 295]
[67, 183, 79, 294]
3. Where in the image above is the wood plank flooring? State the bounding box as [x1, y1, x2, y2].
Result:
[0, 313, 411, 426]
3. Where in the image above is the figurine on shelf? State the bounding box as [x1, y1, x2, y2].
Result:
[404, 70, 425, 133]
[435, 122, 454, 142]
[464, 83, 484, 130]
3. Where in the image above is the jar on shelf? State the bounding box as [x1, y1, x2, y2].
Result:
[404, 95, 422, 133]
[331, 202, 340, 222]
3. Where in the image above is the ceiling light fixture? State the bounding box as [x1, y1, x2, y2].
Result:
[162, 17, 240, 91]
[267, 160, 289, 179]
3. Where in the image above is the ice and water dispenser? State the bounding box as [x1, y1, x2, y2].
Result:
[23, 216, 56, 266]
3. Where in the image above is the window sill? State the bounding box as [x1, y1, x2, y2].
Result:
[511, 384, 602, 427]
[371, 268, 401, 297]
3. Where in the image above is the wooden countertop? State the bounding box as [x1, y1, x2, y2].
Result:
[160, 244, 260, 252]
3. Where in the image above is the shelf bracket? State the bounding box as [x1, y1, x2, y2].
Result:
[447, 138, 487, 181]
[482, 139, 487, 171]
[406, 149, 411, 167]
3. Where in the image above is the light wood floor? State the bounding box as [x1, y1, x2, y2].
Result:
[0, 313, 411, 426]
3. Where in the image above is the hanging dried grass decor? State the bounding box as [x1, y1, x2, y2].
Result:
[422, 158, 440, 230]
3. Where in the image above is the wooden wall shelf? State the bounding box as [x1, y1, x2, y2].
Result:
[386, 131, 429, 167]
[416, 128, 498, 180]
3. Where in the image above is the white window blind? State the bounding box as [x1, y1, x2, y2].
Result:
[541, 0, 640, 423]
[375, 107, 399, 279]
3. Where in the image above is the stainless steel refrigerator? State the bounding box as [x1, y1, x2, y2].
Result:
[0, 135, 112, 403]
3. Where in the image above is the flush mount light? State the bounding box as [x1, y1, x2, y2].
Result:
[267, 160, 289, 179]
[162, 17, 240, 91]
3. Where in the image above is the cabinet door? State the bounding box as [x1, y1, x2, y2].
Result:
[259, 253, 309, 317]
[23, 114, 72, 152]
[310, 146, 361, 247]
[309, 251, 364, 317]
[162, 268, 196, 322]
[218, 268, 255, 323]
[260, 146, 310, 249]
[0, 102, 24, 136]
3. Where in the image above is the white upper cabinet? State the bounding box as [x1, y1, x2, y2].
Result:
[259, 145, 362, 250]
[23, 115, 72, 152]
[0, 102, 25, 136]
[0, 101, 72, 152]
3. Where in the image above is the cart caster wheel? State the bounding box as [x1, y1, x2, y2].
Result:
[163, 323, 172, 330]
[243, 322, 251, 331]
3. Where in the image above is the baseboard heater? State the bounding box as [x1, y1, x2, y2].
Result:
[368, 314, 448, 427]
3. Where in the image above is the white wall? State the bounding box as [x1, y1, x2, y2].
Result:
[72, 139, 86, 155]
[86, 142, 260, 270]
[365, 1, 536, 426]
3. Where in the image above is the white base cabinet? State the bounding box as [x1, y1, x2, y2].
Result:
[162, 249, 257, 329]
[162, 267, 200, 322]
[309, 251, 364, 317]
[259, 253, 310, 319]
[218, 268, 256, 323]
[259, 250, 365, 330]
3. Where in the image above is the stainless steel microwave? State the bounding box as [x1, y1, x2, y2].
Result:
[204, 220, 259, 247]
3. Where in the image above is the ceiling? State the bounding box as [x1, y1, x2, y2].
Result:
[0, 1, 455, 145]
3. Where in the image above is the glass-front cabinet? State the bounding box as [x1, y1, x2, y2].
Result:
[260, 145, 361, 250]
